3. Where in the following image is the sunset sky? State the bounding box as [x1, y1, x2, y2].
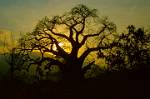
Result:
[0, 0, 150, 33]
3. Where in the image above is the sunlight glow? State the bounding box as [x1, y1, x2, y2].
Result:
[53, 42, 64, 51]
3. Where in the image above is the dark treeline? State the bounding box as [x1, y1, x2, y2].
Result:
[0, 4, 150, 99]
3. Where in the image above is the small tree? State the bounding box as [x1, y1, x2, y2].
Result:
[14, 4, 116, 81]
[105, 25, 150, 71]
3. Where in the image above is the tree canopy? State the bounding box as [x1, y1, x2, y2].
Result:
[10, 4, 117, 81]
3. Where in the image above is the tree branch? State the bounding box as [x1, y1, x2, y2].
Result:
[78, 45, 113, 64]
[42, 30, 70, 58]
[79, 26, 106, 47]
[75, 18, 86, 44]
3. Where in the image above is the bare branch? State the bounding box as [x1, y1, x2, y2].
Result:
[79, 26, 106, 47]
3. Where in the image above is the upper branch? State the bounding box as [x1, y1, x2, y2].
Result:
[76, 18, 86, 44]
[79, 26, 106, 47]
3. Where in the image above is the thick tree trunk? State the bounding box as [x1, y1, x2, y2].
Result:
[61, 45, 85, 81]
[62, 60, 84, 81]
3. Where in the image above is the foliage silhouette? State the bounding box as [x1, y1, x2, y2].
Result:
[9, 4, 117, 81]
[104, 25, 150, 72]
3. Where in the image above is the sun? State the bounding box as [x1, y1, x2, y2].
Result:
[53, 42, 64, 51]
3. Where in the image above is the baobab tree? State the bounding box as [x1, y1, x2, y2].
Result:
[14, 4, 116, 81]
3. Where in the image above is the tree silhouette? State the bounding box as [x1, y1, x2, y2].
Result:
[5, 48, 29, 80]
[13, 4, 116, 81]
[104, 25, 150, 71]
